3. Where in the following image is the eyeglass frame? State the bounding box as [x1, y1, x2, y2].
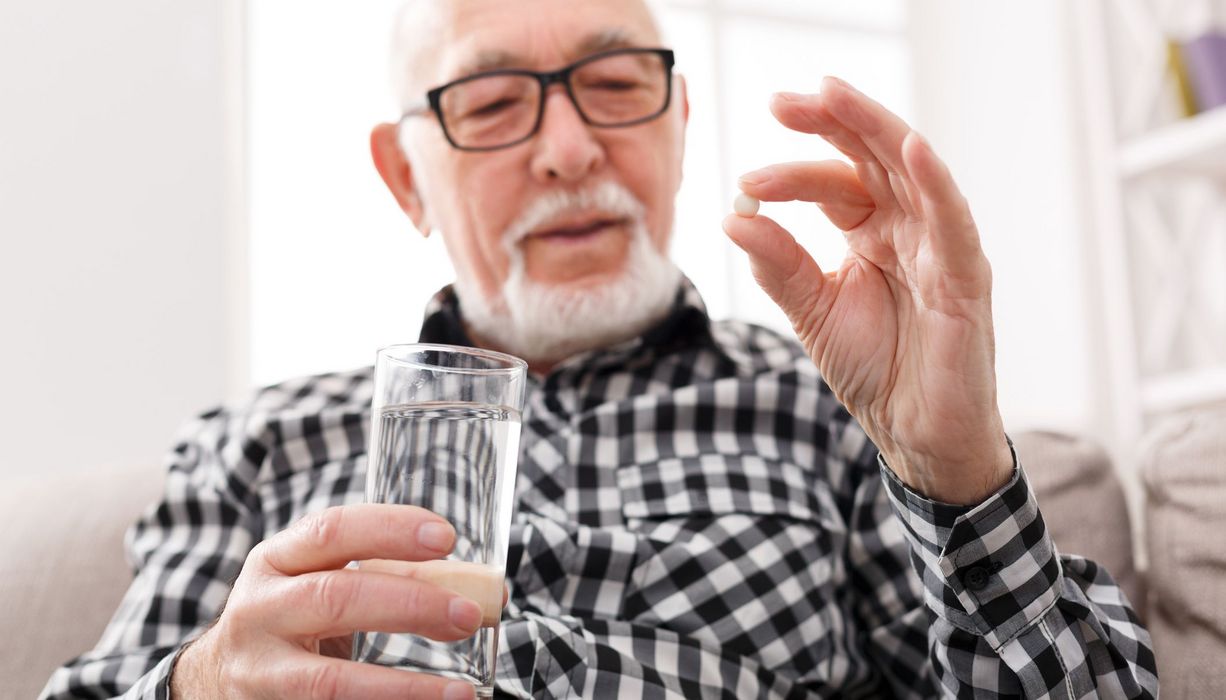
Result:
[399, 47, 677, 152]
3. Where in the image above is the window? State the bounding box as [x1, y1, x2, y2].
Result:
[247, 0, 911, 385]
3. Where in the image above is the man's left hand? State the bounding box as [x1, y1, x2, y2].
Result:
[722, 76, 1013, 506]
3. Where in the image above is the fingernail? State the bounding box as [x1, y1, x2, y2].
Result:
[417, 522, 454, 553]
[738, 170, 771, 186]
[444, 681, 475, 700]
[823, 75, 851, 90]
[449, 597, 482, 632]
[773, 91, 805, 102]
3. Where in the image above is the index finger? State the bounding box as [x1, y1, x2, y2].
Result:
[260, 504, 455, 576]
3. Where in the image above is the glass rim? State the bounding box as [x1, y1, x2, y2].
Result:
[376, 343, 528, 376]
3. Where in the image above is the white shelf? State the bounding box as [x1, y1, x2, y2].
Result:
[1140, 366, 1226, 415]
[1118, 107, 1226, 180]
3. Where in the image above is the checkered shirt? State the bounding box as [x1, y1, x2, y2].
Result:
[41, 281, 1158, 699]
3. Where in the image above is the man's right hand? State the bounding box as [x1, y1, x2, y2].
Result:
[170, 504, 483, 699]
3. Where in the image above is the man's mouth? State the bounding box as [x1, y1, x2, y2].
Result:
[528, 216, 629, 243]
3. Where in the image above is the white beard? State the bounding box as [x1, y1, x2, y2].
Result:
[453, 182, 683, 366]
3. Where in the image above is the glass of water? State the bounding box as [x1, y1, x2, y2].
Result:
[353, 343, 527, 697]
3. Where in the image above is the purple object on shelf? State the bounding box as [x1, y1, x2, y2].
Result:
[1183, 32, 1226, 111]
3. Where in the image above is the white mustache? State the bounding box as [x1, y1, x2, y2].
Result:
[501, 182, 647, 254]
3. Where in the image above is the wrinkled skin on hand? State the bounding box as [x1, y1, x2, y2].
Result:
[723, 77, 1013, 506]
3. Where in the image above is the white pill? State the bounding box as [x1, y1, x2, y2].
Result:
[733, 192, 760, 218]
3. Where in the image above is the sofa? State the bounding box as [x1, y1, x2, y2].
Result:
[3, 412, 1224, 699]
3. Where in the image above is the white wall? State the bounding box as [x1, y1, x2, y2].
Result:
[909, 1, 1108, 444]
[0, 0, 234, 477]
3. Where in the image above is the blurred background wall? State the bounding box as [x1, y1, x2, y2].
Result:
[3, 0, 1223, 510]
[0, 0, 239, 480]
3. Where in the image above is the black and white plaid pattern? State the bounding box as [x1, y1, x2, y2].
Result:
[41, 281, 1158, 699]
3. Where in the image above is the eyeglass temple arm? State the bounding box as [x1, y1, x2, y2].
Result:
[401, 99, 431, 120]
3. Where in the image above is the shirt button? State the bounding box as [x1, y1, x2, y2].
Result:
[963, 565, 992, 591]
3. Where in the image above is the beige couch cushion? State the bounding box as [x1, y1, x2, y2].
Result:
[0, 462, 163, 700]
[1141, 406, 1226, 698]
[1012, 431, 1142, 612]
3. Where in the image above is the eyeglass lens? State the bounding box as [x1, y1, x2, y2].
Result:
[438, 51, 670, 150]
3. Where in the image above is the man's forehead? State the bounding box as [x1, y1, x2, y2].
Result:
[401, 0, 662, 86]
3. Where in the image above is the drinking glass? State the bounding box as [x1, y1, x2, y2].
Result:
[352, 343, 527, 697]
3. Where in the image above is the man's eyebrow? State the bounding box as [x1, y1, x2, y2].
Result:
[452, 29, 649, 79]
[571, 29, 642, 58]
[457, 50, 520, 77]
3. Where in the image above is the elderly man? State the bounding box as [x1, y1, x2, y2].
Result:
[44, 1, 1157, 698]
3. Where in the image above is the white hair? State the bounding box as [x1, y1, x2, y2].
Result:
[453, 181, 682, 366]
[387, 0, 444, 112]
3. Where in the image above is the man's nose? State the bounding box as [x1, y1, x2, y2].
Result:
[529, 86, 605, 183]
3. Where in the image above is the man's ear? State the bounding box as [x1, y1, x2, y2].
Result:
[371, 122, 430, 236]
[677, 74, 690, 125]
[673, 74, 690, 192]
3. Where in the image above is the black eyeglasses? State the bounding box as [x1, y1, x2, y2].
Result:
[401, 47, 676, 152]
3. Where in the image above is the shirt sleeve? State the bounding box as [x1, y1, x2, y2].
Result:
[868, 439, 1159, 698]
[39, 407, 259, 700]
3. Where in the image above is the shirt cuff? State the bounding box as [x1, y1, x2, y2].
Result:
[878, 441, 1062, 651]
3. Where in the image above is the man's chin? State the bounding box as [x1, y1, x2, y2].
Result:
[521, 266, 628, 291]
[504, 263, 681, 362]
[459, 223, 682, 368]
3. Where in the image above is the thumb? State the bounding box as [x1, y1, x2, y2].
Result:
[722, 213, 829, 334]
